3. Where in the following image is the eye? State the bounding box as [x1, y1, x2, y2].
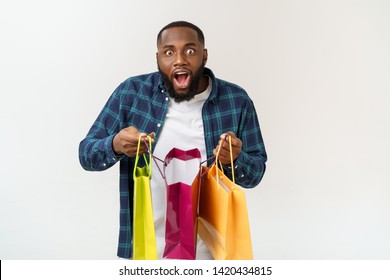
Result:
[186, 48, 195, 55]
[165, 50, 174, 56]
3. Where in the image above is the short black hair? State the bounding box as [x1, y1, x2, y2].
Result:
[157, 21, 205, 46]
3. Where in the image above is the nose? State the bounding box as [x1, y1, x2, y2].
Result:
[173, 52, 188, 67]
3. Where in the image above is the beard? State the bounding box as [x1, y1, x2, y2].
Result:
[158, 63, 205, 103]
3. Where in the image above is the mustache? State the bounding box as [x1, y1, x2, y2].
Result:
[157, 63, 205, 103]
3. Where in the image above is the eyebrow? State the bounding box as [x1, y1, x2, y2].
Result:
[161, 42, 199, 49]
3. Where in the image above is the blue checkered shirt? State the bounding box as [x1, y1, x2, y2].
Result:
[79, 67, 267, 258]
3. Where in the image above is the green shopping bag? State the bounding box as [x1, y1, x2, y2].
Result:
[132, 135, 158, 260]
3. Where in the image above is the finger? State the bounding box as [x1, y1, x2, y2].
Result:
[218, 153, 230, 165]
[220, 142, 241, 162]
[143, 133, 155, 146]
[125, 126, 147, 141]
[215, 147, 229, 162]
[219, 133, 229, 143]
[139, 136, 154, 152]
[220, 131, 236, 139]
[219, 133, 234, 148]
[125, 146, 148, 157]
[223, 132, 242, 146]
[215, 144, 227, 159]
[124, 148, 138, 158]
[219, 137, 234, 151]
[217, 137, 233, 152]
[140, 143, 151, 154]
[220, 142, 231, 154]
[214, 146, 226, 160]
[147, 132, 156, 142]
[122, 131, 141, 144]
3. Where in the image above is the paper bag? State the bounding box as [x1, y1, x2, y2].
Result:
[198, 136, 253, 259]
[163, 148, 201, 259]
[132, 136, 158, 260]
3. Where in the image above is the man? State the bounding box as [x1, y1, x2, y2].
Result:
[79, 21, 267, 259]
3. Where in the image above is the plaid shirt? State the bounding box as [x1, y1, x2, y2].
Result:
[79, 67, 267, 258]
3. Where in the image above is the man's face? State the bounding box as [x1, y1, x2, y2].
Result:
[157, 27, 208, 102]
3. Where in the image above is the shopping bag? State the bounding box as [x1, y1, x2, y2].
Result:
[162, 148, 201, 259]
[198, 136, 253, 259]
[132, 135, 158, 260]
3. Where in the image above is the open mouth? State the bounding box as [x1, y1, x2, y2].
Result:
[173, 71, 190, 89]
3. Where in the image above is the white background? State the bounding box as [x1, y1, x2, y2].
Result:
[1, 0, 389, 260]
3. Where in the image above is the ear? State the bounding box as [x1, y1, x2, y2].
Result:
[203, 49, 208, 65]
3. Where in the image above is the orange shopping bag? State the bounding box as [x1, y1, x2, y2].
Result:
[197, 136, 253, 260]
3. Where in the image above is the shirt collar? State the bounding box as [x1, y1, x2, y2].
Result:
[203, 67, 218, 104]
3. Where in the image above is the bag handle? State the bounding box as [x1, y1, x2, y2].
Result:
[133, 135, 152, 178]
[140, 137, 203, 185]
[215, 135, 235, 184]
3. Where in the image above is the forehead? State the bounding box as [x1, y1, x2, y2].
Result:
[158, 27, 201, 48]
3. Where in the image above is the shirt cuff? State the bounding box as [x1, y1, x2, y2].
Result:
[99, 134, 122, 165]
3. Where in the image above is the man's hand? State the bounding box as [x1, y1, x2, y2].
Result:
[213, 132, 242, 165]
[112, 126, 155, 158]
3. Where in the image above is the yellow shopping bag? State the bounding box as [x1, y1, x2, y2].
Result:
[132, 135, 158, 260]
[198, 136, 253, 260]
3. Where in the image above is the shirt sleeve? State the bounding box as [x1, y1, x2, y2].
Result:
[78, 88, 123, 171]
[222, 99, 267, 188]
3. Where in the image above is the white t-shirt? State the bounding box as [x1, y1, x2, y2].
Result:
[150, 77, 212, 259]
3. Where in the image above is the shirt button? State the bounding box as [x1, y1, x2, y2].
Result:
[157, 123, 161, 128]
[102, 163, 107, 167]
[241, 174, 245, 178]
[112, 158, 116, 161]
[161, 89, 165, 92]
[165, 97, 169, 101]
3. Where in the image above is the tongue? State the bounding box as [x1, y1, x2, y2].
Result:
[176, 74, 188, 87]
